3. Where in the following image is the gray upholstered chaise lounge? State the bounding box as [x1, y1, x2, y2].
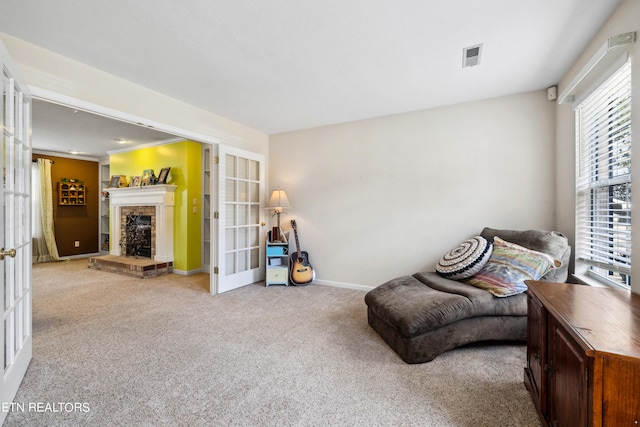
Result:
[364, 228, 570, 364]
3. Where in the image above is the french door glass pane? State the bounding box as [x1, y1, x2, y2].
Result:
[5, 313, 12, 368]
[14, 194, 20, 249]
[225, 155, 236, 177]
[225, 179, 236, 201]
[238, 227, 247, 248]
[225, 252, 235, 275]
[225, 204, 236, 226]
[238, 158, 248, 180]
[237, 204, 247, 226]
[249, 226, 258, 247]
[3, 71, 9, 129]
[4, 134, 12, 190]
[225, 228, 235, 251]
[250, 182, 259, 203]
[238, 249, 248, 272]
[13, 85, 21, 135]
[14, 142, 21, 192]
[250, 248, 259, 269]
[2, 135, 6, 189]
[238, 181, 248, 203]
[249, 205, 258, 224]
[249, 160, 259, 181]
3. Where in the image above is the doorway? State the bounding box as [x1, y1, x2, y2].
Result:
[31, 94, 266, 294]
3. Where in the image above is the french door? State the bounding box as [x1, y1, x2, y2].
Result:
[215, 146, 265, 293]
[0, 42, 32, 424]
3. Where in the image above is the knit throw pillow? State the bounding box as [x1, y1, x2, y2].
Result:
[465, 237, 561, 297]
[436, 236, 493, 280]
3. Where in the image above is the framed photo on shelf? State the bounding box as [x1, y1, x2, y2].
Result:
[109, 175, 121, 188]
[158, 167, 171, 184]
[142, 169, 154, 186]
[130, 176, 141, 187]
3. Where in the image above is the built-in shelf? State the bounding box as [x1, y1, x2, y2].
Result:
[202, 145, 212, 273]
[99, 160, 110, 253]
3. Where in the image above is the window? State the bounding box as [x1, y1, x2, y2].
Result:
[575, 61, 632, 289]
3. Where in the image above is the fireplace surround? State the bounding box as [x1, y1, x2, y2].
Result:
[107, 185, 177, 262]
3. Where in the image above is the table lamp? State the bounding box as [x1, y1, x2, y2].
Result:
[266, 189, 291, 241]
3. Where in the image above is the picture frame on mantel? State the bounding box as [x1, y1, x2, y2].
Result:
[109, 175, 121, 188]
[130, 176, 141, 187]
[158, 167, 171, 184]
[141, 169, 154, 186]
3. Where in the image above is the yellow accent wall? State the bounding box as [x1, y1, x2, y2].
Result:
[110, 140, 202, 272]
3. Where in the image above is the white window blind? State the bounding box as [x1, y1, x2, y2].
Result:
[575, 61, 632, 289]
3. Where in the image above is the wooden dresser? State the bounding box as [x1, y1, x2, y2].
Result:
[524, 280, 640, 427]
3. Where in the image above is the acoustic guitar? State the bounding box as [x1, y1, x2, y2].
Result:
[289, 220, 315, 285]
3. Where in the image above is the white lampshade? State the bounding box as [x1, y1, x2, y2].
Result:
[266, 189, 291, 209]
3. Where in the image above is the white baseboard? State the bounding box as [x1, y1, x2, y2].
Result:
[65, 253, 100, 260]
[313, 278, 374, 292]
[172, 268, 202, 276]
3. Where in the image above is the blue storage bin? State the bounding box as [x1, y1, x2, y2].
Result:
[266, 246, 287, 256]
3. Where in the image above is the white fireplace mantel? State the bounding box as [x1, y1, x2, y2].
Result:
[107, 185, 177, 262]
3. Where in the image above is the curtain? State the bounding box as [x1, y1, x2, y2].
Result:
[31, 162, 49, 263]
[32, 159, 61, 263]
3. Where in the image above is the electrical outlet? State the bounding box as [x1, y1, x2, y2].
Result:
[74, 241, 80, 248]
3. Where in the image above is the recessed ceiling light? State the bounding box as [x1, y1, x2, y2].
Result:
[69, 150, 82, 155]
[115, 139, 129, 144]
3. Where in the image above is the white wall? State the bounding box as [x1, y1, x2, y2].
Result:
[270, 91, 557, 289]
[0, 33, 269, 155]
[555, 0, 639, 294]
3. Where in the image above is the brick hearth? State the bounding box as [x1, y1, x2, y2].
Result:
[88, 255, 173, 278]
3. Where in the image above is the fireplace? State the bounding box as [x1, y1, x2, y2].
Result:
[107, 185, 176, 262]
[120, 206, 155, 258]
[88, 185, 176, 278]
[123, 211, 153, 258]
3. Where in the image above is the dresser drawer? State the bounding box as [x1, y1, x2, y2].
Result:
[267, 268, 288, 282]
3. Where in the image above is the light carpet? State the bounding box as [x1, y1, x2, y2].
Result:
[4, 259, 541, 426]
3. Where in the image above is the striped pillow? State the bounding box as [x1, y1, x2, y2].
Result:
[436, 236, 493, 280]
[465, 237, 561, 297]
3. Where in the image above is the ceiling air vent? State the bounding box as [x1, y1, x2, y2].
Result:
[463, 44, 482, 68]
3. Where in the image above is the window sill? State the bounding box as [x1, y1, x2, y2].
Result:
[572, 273, 630, 291]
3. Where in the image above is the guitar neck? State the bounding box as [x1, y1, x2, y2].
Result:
[294, 229, 302, 257]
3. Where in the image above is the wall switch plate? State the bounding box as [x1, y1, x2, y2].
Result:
[74, 241, 80, 247]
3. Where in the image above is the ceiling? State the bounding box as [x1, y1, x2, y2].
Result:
[1, 0, 623, 157]
[31, 101, 180, 159]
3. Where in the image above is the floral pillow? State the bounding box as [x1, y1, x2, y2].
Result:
[465, 237, 561, 297]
